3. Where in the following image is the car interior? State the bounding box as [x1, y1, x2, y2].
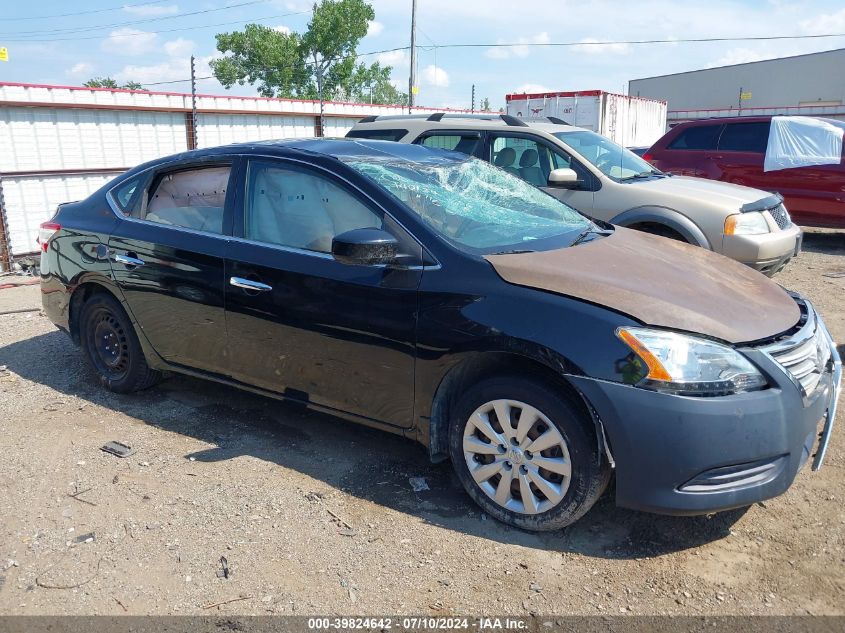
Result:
[246, 165, 382, 253]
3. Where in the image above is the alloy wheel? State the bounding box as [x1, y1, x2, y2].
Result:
[462, 399, 572, 515]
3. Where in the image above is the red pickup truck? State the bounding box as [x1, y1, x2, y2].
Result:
[645, 116, 845, 228]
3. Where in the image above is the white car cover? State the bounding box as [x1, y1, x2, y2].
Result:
[764, 116, 845, 172]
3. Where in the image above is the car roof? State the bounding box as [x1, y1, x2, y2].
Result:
[350, 113, 581, 135]
[142, 137, 472, 165]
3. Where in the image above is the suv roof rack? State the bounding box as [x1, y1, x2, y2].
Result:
[357, 113, 529, 127]
[546, 116, 571, 125]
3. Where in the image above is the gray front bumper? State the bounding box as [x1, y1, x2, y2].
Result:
[570, 306, 839, 516]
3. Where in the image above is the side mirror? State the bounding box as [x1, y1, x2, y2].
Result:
[548, 168, 581, 189]
[331, 228, 399, 266]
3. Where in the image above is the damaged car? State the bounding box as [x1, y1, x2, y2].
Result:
[40, 139, 840, 530]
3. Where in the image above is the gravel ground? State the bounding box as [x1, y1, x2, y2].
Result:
[0, 230, 843, 616]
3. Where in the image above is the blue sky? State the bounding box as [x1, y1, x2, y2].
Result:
[2, 0, 845, 109]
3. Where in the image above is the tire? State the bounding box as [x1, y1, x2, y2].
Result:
[449, 375, 610, 531]
[79, 292, 161, 393]
[634, 223, 687, 242]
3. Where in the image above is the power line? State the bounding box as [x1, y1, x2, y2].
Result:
[1, 11, 311, 42]
[1, 0, 274, 37]
[3, 0, 170, 21]
[437, 32, 845, 49]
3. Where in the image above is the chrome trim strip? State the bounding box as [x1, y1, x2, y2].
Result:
[813, 322, 841, 471]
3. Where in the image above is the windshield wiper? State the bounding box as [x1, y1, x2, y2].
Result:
[569, 225, 612, 247]
[490, 249, 535, 255]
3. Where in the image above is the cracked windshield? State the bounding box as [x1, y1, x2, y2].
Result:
[345, 156, 590, 252]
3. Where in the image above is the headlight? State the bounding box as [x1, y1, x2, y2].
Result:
[724, 211, 769, 235]
[617, 327, 767, 396]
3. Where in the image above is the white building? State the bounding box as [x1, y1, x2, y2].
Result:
[628, 48, 845, 125]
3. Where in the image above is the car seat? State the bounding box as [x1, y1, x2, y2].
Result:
[519, 149, 545, 186]
[493, 147, 520, 177]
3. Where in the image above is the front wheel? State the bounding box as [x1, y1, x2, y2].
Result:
[79, 292, 161, 393]
[449, 376, 610, 531]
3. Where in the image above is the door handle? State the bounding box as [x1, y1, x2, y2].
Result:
[229, 276, 273, 292]
[114, 253, 145, 267]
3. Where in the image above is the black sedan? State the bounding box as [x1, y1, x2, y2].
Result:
[40, 139, 840, 530]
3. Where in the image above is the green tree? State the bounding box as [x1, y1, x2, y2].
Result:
[480, 97, 491, 111]
[84, 77, 119, 88]
[84, 77, 147, 91]
[210, 0, 406, 105]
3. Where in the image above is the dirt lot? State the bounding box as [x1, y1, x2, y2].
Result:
[0, 230, 844, 617]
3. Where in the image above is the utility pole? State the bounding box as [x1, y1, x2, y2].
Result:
[315, 57, 324, 136]
[408, 0, 417, 113]
[471, 84, 475, 112]
[190, 55, 198, 149]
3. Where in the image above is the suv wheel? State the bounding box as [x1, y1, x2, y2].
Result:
[449, 376, 610, 531]
[79, 292, 162, 393]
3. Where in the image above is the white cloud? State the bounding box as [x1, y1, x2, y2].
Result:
[367, 20, 384, 37]
[66, 62, 93, 76]
[571, 38, 630, 55]
[164, 37, 195, 58]
[273, 25, 291, 34]
[123, 4, 179, 16]
[511, 83, 551, 95]
[101, 28, 159, 56]
[376, 49, 408, 67]
[485, 32, 549, 59]
[421, 64, 449, 87]
[800, 8, 845, 34]
[708, 47, 769, 68]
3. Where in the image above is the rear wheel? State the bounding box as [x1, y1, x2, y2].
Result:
[79, 292, 161, 393]
[449, 376, 610, 531]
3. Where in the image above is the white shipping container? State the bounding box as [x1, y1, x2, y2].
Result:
[196, 113, 315, 148]
[505, 90, 667, 147]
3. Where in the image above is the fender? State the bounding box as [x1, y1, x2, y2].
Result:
[421, 342, 607, 466]
[610, 206, 711, 249]
[67, 274, 168, 371]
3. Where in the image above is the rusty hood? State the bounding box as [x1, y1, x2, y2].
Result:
[485, 227, 800, 344]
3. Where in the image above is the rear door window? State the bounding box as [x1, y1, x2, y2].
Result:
[416, 132, 482, 156]
[140, 165, 232, 235]
[717, 122, 771, 153]
[111, 175, 145, 216]
[667, 125, 722, 150]
[489, 134, 553, 186]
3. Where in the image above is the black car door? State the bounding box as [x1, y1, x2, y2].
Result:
[107, 157, 238, 375]
[224, 157, 423, 428]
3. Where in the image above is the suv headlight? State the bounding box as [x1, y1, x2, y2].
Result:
[617, 327, 767, 396]
[724, 211, 769, 235]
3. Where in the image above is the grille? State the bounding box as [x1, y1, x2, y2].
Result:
[768, 203, 792, 230]
[763, 303, 831, 397]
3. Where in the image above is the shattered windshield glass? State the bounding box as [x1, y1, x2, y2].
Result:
[344, 155, 590, 252]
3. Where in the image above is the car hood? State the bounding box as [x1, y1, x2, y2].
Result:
[485, 227, 800, 344]
[631, 174, 773, 209]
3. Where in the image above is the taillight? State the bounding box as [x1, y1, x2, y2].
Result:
[38, 222, 61, 252]
[642, 152, 654, 163]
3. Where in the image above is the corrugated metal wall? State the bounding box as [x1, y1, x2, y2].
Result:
[1, 106, 186, 172]
[1, 172, 121, 255]
[197, 113, 315, 147]
[0, 82, 463, 264]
